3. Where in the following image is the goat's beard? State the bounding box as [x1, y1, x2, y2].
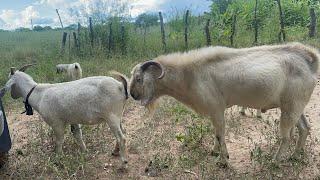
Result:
[145, 98, 159, 117]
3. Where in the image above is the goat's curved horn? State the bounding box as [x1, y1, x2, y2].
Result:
[19, 64, 36, 72]
[140, 61, 165, 79]
[10, 67, 16, 75]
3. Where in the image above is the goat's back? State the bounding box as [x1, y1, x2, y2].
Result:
[38, 76, 126, 124]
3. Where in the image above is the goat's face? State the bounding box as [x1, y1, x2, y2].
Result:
[6, 72, 22, 99]
[129, 61, 165, 106]
[5, 64, 35, 99]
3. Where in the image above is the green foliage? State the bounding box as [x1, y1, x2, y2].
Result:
[135, 13, 159, 27]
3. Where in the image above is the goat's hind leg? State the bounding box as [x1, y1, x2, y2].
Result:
[108, 114, 128, 166]
[292, 114, 310, 158]
[274, 110, 300, 162]
[71, 124, 87, 152]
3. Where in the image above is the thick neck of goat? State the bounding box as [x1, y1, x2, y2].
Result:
[13, 72, 49, 112]
[156, 65, 208, 113]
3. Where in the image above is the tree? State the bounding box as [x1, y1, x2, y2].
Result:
[33, 26, 44, 31]
[135, 13, 159, 28]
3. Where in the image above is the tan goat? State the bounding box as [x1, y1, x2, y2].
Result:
[129, 42, 319, 166]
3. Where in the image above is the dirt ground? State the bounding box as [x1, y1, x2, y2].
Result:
[0, 77, 320, 179]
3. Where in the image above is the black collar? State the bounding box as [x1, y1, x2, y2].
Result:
[21, 86, 37, 115]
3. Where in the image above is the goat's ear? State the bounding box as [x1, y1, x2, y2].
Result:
[10, 67, 16, 75]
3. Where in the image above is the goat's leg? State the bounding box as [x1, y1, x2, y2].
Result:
[52, 124, 65, 154]
[70, 124, 87, 152]
[211, 128, 220, 157]
[256, 109, 262, 118]
[240, 107, 246, 115]
[210, 111, 229, 167]
[274, 110, 300, 161]
[292, 114, 310, 158]
[111, 122, 126, 156]
[108, 114, 128, 166]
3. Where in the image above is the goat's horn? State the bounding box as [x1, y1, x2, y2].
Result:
[140, 61, 165, 79]
[10, 67, 16, 75]
[19, 63, 36, 72]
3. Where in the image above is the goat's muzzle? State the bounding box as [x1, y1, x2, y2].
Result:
[130, 92, 139, 100]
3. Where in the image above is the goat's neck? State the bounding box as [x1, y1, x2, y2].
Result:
[18, 80, 44, 112]
[157, 66, 195, 105]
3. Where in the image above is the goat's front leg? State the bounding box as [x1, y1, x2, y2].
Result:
[52, 124, 66, 154]
[210, 111, 229, 167]
[71, 124, 87, 152]
[240, 107, 246, 115]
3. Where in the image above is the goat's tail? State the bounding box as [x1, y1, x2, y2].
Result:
[110, 71, 129, 99]
[73, 62, 83, 80]
[307, 47, 320, 74]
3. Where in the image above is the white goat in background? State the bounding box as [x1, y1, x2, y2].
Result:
[56, 62, 82, 81]
[4, 65, 129, 166]
[240, 107, 262, 118]
[129, 42, 319, 166]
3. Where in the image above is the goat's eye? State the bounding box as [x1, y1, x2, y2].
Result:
[136, 77, 142, 83]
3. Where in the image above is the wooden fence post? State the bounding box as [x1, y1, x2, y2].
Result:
[204, 19, 211, 46]
[108, 22, 113, 54]
[184, 10, 190, 51]
[309, 6, 316, 38]
[77, 23, 81, 50]
[60, 32, 67, 54]
[56, 9, 64, 29]
[89, 17, 94, 48]
[276, 0, 286, 42]
[73, 32, 79, 52]
[253, 0, 258, 44]
[159, 11, 166, 52]
[120, 23, 126, 55]
[230, 12, 237, 47]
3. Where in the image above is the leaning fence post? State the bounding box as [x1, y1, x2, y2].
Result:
[159, 11, 166, 52]
[60, 32, 67, 55]
[184, 10, 190, 51]
[204, 19, 211, 46]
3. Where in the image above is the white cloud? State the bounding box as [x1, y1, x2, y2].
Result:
[35, 0, 67, 8]
[0, 6, 41, 29]
[130, 0, 165, 17]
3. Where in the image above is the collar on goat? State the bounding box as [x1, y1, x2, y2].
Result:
[21, 86, 36, 115]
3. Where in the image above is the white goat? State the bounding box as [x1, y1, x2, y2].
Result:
[129, 42, 319, 166]
[240, 107, 262, 118]
[4, 65, 129, 166]
[56, 62, 82, 81]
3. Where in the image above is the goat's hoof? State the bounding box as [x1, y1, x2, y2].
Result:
[211, 151, 220, 157]
[240, 111, 245, 116]
[216, 161, 229, 168]
[112, 151, 120, 157]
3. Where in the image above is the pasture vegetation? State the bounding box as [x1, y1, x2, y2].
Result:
[0, 0, 320, 179]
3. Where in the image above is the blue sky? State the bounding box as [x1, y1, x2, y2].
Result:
[0, 0, 212, 30]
